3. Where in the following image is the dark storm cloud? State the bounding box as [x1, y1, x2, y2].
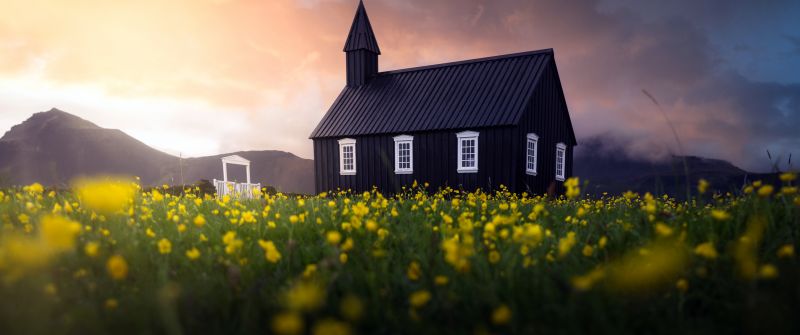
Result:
[355, 0, 799, 171]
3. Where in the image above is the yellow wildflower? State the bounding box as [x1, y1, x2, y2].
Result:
[285, 281, 325, 312]
[193, 214, 206, 227]
[776, 244, 795, 258]
[158, 238, 172, 254]
[710, 209, 730, 221]
[409, 290, 431, 308]
[311, 319, 351, 335]
[757, 185, 774, 197]
[434, 275, 449, 286]
[84, 241, 100, 258]
[73, 178, 136, 215]
[39, 215, 81, 251]
[105, 298, 119, 310]
[694, 242, 718, 260]
[258, 240, 282, 263]
[271, 312, 304, 335]
[582, 245, 594, 257]
[491, 304, 512, 325]
[185, 247, 201, 260]
[779, 172, 797, 182]
[106, 255, 129, 280]
[759, 264, 778, 279]
[675, 278, 689, 293]
[488, 250, 501, 263]
[557, 232, 577, 258]
[697, 179, 709, 194]
[326, 231, 342, 246]
[407, 261, 422, 281]
[654, 223, 673, 237]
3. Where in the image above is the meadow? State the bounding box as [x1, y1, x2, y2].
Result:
[0, 176, 798, 335]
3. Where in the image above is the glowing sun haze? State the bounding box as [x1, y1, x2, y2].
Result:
[1, 0, 798, 171]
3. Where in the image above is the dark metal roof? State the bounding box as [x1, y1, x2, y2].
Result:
[343, 1, 381, 55]
[310, 49, 558, 139]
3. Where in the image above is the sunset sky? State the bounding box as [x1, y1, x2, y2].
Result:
[1, 0, 798, 172]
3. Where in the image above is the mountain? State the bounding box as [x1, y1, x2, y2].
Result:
[0, 109, 314, 194]
[573, 136, 775, 197]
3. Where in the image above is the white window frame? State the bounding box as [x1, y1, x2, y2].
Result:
[526, 133, 539, 175]
[456, 131, 479, 173]
[555, 142, 566, 181]
[393, 135, 414, 174]
[338, 138, 356, 175]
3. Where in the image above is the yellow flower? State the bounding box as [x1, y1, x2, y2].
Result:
[73, 178, 136, 215]
[339, 295, 364, 321]
[151, 189, 164, 202]
[27, 182, 44, 194]
[582, 245, 594, 257]
[759, 264, 778, 279]
[488, 250, 501, 263]
[105, 298, 119, 310]
[697, 179, 709, 194]
[258, 240, 282, 263]
[339, 253, 348, 264]
[654, 223, 673, 237]
[106, 255, 129, 280]
[779, 172, 797, 183]
[694, 242, 718, 260]
[185, 247, 201, 260]
[409, 290, 431, 308]
[39, 215, 81, 252]
[571, 267, 605, 291]
[710, 209, 730, 221]
[757, 185, 774, 197]
[326, 231, 342, 246]
[407, 261, 422, 281]
[598, 236, 608, 249]
[781, 186, 797, 195]
[776, 244, 795, 258]
[564, 177, 580, 199]
[557, 232, 577, 258]
[285, 281, 325, 312]
[193, 214, 206, 227]
[491, 304, 512, 325]
[311, 319, 351, 335]
[434, 275, 449, 286]
[158, 238, 172, 254]
[146, 228, 156, 238]
[675, 278, 689, 293]
[84, 241, 100, 258]
[271, 312, 304, 335]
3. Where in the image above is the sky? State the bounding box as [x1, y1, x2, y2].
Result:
[0, 0, 798, 172]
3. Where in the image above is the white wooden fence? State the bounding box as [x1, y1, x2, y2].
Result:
[213, 179, 261, 199]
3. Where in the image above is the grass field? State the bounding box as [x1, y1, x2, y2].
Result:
[0, 176, 798, 334]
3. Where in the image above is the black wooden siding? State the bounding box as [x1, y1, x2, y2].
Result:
[313, 127, 518, 194]
[516, 61, 575, 194]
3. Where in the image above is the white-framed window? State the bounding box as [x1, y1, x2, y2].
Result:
[338, 138, 356, 175]
[526, 133, 539, 175]
[555, 142, 566, 181]
[393, 135, 413, 174]
[456, 131, 479, 173]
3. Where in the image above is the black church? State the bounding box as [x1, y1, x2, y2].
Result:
[310, 1, 577, 195]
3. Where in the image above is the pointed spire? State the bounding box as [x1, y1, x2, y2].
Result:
[343, 0, 381, 55]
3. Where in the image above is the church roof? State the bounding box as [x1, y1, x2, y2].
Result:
[310, 49, 558, 139]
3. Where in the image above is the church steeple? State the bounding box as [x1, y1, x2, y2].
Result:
[344, 0, 380, 87]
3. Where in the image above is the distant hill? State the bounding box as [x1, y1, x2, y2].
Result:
[0, 109, 314, 194]
[573, 136, 778, 197]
